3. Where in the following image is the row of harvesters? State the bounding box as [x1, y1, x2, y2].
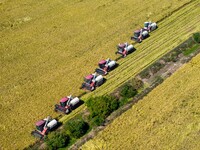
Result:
[80, 58, 118, 91]
[31, 21, 158, 139]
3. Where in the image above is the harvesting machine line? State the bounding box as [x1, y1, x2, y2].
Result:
[31, 21, 158, 139]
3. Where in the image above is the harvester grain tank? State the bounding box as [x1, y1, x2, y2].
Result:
[144, 21, 157, 32]
[116, 42, 134, 57]
[81, 73, 104, 91]
[131, 29, 149, 42]
[31, 116, 58, 139]
[54, 96, 80, 114]
[95, 58, 117, 75]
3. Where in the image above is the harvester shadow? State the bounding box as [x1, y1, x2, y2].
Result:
[111, 63, 119, 71]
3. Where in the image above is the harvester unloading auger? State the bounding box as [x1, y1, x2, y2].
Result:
[116, 42, 135, 57]
[95, 58, 117, 75]
[81, 73, 104, 91]
[31, 116, 58, 139]
[54, 95, 80, 114]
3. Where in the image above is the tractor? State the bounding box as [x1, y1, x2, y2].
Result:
[131, 29, 149, 42]
[31, 116, 58, 139]
[54, 96, 80, 114]
[81, 73, 104, 91]
[95, 58, 117, 75]
[144, 21, 157, 32]
[116, 42, 134, 57]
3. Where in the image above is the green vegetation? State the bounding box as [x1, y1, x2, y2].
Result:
[64, 116, 89, 139]
[119, 84, 137, 98]
[150, 62, 165, 74]
[119, 97, 129, 107]
[81, 54, 200, 150]
[86, 96, 119, 126]
[183, 44, 200, 56]
[0, 0, 199, 149]
[193, 32, 200, 43]
[45, 132, 69, 150]
[129, 77, 144, 90]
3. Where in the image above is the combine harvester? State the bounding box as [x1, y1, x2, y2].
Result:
[116, 42, 135, 57]
[143, 21, 157, 32]
[31, 116, 58, 139]
[95, 58, 117, 75]
[54, 95, 81, 114]
[81, 73, 104, 91]
[131, 29, 149, 43]
[131, 21, 157, 42]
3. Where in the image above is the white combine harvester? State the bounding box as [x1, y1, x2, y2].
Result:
[95, 58, 117, 75]
[144, 21, 157, 32]
[116, 42, 135, 57]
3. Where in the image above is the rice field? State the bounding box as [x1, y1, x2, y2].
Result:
[81, 53, 200, 150]
[0, 0, 199, 149]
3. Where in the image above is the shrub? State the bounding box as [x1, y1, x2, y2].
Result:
[140, 69, 151, 79]
[119, 97, 129, 107]
[120, 84, 137, 98]
[45, 132, 69, 150]
[152, 76, 164, 84]
[183, 44, 199, 56]
[86, 95, 119, 126]
[168, 51, 178, 62]
[193, 32, 200, 43]
[150, 62, 164, 74]
[64, 116, 89, 139]
[129, 77, 144, 90]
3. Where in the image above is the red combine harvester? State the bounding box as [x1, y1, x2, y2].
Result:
[131, 29, 149, 43]
[95, 58, 117, 75]
[31, 116, 58, 139]
[116, 42, 135, 57]
[81, 73, 104, 91]
[54, 96, 80, 114]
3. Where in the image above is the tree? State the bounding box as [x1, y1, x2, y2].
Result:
[64, 117, 89, 139]
[86, 95, 119, 126]
[120, 84, 137, 98]
[45, 132, 69, 150]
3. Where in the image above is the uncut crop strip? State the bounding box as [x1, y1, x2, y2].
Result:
[81, 54, 200, 150]
[61, 0, 200, 122]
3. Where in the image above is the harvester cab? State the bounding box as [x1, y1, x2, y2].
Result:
[54, 96, 80, 114]
[81, 73, 104, 91]
[31, 116, 58, 139]
[116, 43, 134, 57]
[131, 29, 149, 42]
[95, 58, 117, 75]
[144, 21, 157, 32]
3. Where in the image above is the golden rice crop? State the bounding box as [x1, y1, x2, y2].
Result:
[0, 0, 199, 149]
[81, 53, 200, 150]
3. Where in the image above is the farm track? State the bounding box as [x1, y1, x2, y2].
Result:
[0, 0, 199, 149]
[61, 0, 200, 123]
